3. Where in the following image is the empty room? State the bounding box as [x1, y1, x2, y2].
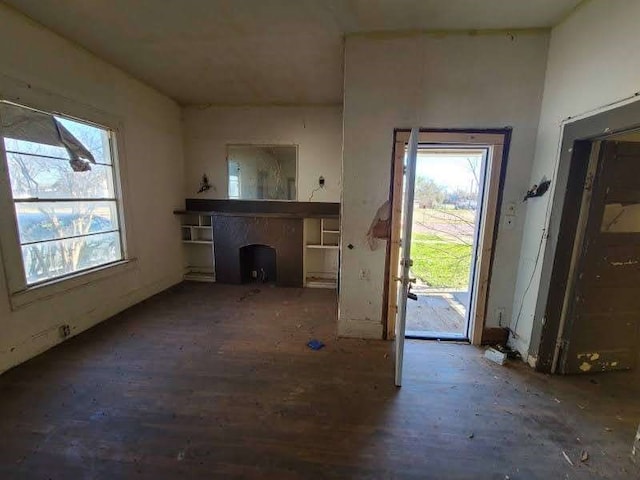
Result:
[0, 1, 639, 478]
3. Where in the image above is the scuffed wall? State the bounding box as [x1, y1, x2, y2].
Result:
[0, 5, 184, 373]
[339, 31, 549, 338]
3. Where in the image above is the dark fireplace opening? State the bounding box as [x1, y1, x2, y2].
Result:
[239, 244, 277, 284]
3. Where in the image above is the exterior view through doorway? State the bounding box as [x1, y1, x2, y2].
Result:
[406, 148, 487, 340]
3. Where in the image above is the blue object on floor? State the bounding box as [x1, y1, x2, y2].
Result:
[307, 339, 325, 350]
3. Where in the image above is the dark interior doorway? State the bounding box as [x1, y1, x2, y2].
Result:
[558, 140, 640, 373]
[239, 244, 276, 284]
[540, 129, 640, 374]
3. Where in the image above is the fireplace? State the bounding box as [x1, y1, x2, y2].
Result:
[212, 215, 303, 287]
[239, 244, 277, 284]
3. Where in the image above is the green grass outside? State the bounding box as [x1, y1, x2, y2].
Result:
[410, 233, 472, 288]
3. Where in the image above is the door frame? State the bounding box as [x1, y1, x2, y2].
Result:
[533, 99, 640, 373]
[384, 128, 512, 345]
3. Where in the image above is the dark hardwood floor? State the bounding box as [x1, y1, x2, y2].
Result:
[0, 283, 638, 479]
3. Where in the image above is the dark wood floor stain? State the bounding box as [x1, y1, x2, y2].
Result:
[0, 283, 638, 479]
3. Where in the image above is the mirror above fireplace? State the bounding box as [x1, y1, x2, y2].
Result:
[227, 145, 297, 201]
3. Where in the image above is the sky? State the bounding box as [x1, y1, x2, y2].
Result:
[415, 152, 483, 192]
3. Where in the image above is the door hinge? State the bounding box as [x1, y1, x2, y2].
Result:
[401, 259, 413, 267]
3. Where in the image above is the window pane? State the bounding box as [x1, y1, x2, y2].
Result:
[22, 231, 122, 285]
[55, 117, 110, 165]
[15, 201, 119, 244]
[6, 152, 115, 199]
[4, 137, 70, 159]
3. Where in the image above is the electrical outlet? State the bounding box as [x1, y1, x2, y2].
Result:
[496, 308, 505, 327]
[251, 270, 258, 279]
[359, 268, 369, 280]
[318, 176, 325, 188]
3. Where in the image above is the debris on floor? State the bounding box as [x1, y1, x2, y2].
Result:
[484, 343, 523, 366]
[307, 339, 325, 350]
[238, 288, 261, 302]
[485, 347, 507, 365]
[581, 450, 589, 462]
[562, 451, 574, 466]
[493, 344, 522, 360]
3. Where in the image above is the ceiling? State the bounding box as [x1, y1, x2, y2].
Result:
[4, 0, 582, 105]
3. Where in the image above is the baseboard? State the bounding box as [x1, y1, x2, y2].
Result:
[337, 319, 383, 339]
[0, 273, 183, 375]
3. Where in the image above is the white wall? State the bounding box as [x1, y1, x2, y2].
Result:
[0, 5, 184, 373]
[511, 0, 640, 357]
[182, 106, 342, 202]
[340, 31, 549, 338]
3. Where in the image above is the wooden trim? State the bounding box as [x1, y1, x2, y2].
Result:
[384, 137, 407, 339]
[547, 142, 599, 372]
[469, 144, 503, 345]
[184, 199, 340, 216]
[384, 128, 510, 344]
[395, 129, 506, 146]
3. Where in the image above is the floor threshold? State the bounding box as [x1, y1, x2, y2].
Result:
[405, 331, 469, 342]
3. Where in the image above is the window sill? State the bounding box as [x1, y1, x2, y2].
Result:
[9, 258, 138, 311]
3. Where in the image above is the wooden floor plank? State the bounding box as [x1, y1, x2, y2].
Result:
[0, 282, 638, 479]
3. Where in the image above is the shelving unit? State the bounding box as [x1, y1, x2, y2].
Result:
[303, 217, 340, 288]
[179, 214, 215, 282]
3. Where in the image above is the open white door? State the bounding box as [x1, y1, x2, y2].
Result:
[395, 127, 419, 387]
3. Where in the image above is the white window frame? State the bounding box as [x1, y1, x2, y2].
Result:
[0, 82, 137, 310]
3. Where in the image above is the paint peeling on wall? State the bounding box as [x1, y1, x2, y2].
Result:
[367, 200, 391, 251]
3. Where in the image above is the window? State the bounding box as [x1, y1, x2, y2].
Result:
[0, 101, 125, 287]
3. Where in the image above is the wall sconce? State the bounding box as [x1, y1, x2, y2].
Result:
[197, 173, 212, 194]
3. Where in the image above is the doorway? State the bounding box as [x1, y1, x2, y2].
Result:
[534, 100, 640, 374]
[385, 129, 509, 356]
[541, 132, 640, 375]
[405, 147, 487, 340]
[387, 129, 509, 385]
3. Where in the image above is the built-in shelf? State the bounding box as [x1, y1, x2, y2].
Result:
[303, 217, 340, 289]
[178, 213, 215, 282]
